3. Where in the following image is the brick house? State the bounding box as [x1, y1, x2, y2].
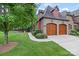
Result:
[37, 6, 74, 35]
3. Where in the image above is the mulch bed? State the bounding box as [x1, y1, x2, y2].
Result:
[0, 42, 18, 53]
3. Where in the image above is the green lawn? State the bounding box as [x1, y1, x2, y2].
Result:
[0, 31, 73, 56]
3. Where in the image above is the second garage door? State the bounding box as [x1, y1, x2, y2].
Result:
[46, 23, 57, 35]
[59, 24, 67, 35]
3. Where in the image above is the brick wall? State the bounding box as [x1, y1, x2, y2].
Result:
[52, 9, 60, 17]
[38, 20, 41, 30]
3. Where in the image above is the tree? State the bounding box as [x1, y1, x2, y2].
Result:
[9, 4, 37, 31]
[0, 11, 15, 44]
[0, 3, 37, 44]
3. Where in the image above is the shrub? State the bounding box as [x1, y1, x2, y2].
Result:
[32, 29, 47, 39]
[32, 31, 36, 36]
[35, 33, 47, 39]
[70, 29, 79, 36]
[32, 30, 42, 36]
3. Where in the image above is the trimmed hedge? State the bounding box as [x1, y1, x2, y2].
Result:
[70, 29, 79, 36]
[32, 30, 42, 36]
[35, 33, 47, 39]
[32, 30, 47, 39]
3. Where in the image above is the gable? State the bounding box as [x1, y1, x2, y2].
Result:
[37, 5, 69, 21]
[52, 8, 60, 17]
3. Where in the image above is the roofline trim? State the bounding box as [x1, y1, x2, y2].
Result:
[38, 17, 69, 21]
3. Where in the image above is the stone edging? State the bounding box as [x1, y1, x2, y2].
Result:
[28, 33, 52, 42]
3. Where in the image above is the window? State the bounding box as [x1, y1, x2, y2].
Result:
[69, 24, 72, 29]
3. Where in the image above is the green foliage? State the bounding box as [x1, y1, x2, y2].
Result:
[32, 30, 42, 36]
[0, 3, 37, 31]
[0, 15, 4, 21]
[70, 29, 79, 36]
[35, 33, 47, 39]
[0, 3, 37, 44]
[32, 30, 47, 39]
[8, 3, 37, 30]
[0, 14, 16, 31]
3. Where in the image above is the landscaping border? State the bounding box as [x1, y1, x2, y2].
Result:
[28, 33, 52, 42]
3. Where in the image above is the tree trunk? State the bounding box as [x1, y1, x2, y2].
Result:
[4, 31, 8, 44]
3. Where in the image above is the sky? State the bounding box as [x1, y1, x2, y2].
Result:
[37, 3, 79, 12]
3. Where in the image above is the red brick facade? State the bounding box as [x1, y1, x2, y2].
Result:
[52, 8, 59, 17]
[38, 20, 41, 30]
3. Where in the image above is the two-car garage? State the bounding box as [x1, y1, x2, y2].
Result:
[46, 23, 67, 35]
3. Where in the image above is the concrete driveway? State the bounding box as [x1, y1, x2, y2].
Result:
[48, 35, 79, 56]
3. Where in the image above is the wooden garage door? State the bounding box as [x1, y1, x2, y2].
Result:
[59, 24, 67, 35]
[46, 23, 57, 35]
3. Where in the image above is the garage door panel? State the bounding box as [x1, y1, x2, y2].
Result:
[46, 23, 57, 35]
[59, 24, 67, 35]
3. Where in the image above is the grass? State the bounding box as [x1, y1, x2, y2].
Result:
[0, 31, 73, 56]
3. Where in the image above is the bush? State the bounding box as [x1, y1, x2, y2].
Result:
[32, 29, 47, 39]
[32, 30, 42, 36]
[35, 33, 47, 39]
[70, 29, 79, 36]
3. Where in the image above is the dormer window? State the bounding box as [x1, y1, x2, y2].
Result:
[40, 12, 44, 14]
[50, 9, 54, 13]
[39, 10, 44, 14]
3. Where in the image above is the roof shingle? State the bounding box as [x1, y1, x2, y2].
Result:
[38, 5, 70, 21]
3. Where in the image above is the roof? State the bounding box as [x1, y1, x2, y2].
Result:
[38, 5, 70, 21]
[73, 9, 79, 16]
[71, 10, 79, 24]
[73, 15, 79, 24]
